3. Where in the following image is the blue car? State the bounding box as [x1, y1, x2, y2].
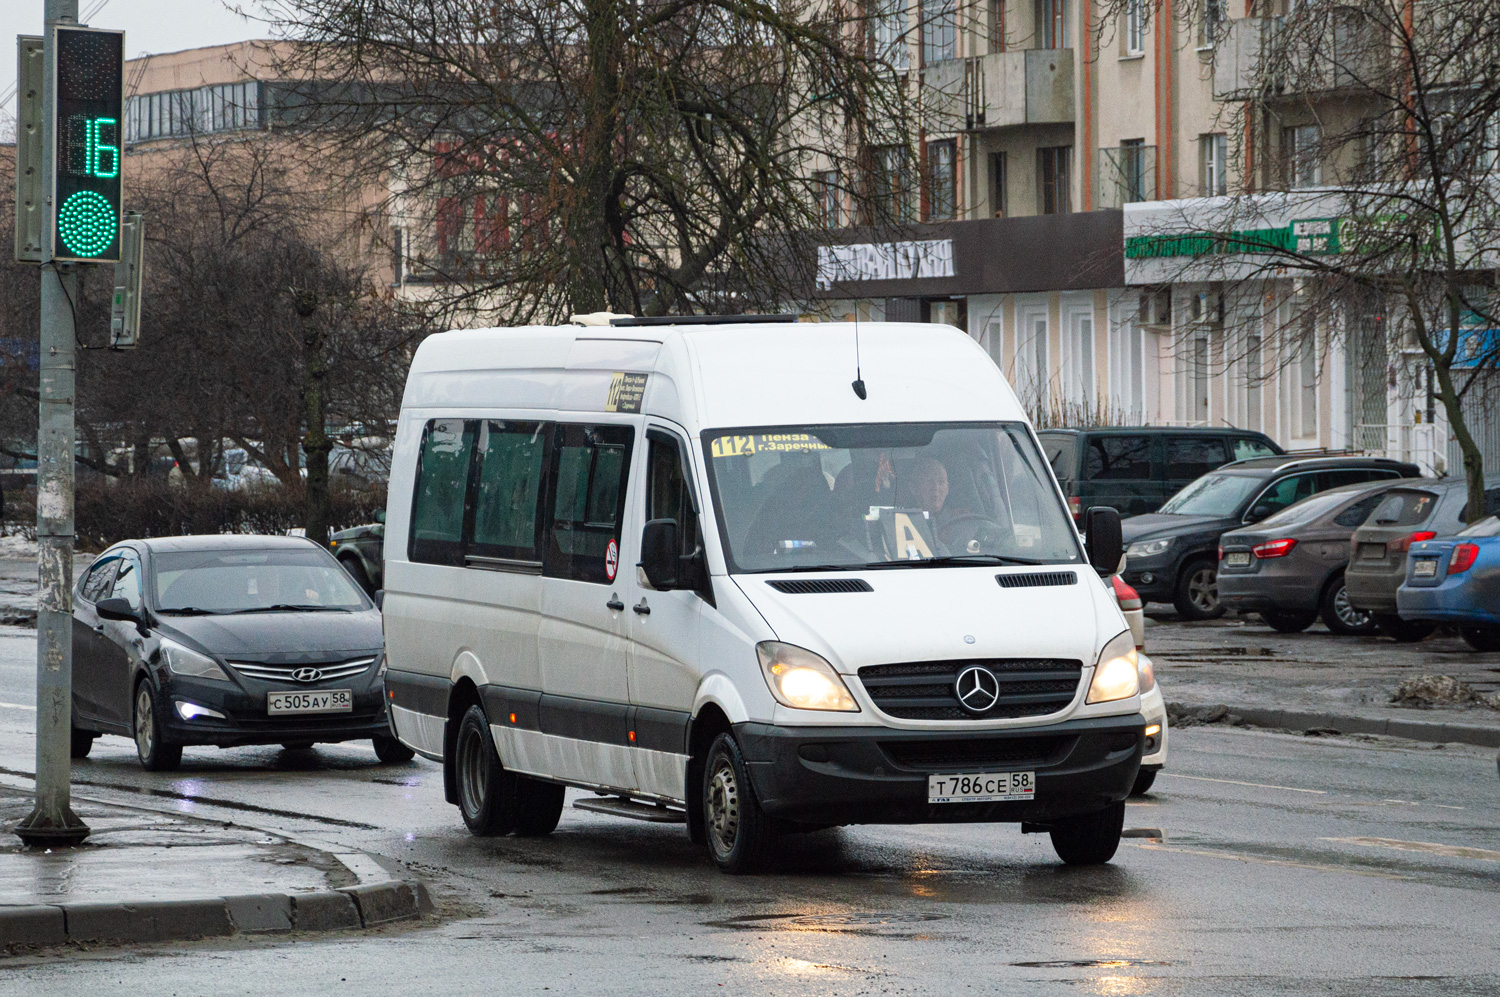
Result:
[1397, 516, 1500, 650]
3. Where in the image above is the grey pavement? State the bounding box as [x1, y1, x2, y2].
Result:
[1146, 610, 1500, 745]
[1, 618, 1499, 992]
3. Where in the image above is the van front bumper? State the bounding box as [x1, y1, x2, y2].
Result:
[734, 713, 1144, 827]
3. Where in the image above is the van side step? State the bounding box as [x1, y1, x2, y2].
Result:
[573, 797, 688, 823]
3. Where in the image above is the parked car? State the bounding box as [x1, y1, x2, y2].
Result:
[1346, 477, 1500, 641]
[1397, 516, 1500, 650]
[1111, 574, 1166, 796]
[382, 319, 1145, 872]
[1217, 479, 1413, 634]
[1038, 427, 1283, 523]
[1120, 456, 1420, 619]
[68, 535, 412, 769]
[330, 512, 385, 595]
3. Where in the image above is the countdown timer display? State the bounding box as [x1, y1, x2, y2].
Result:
[52, 27, 124, 263]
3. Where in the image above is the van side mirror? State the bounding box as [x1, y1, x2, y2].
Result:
[375, 509, 386, 524]
[373, 589, 385, 611]
[1085, 507, 1123, 576]
[640, 519, 680, 590]
[1247, 503, 1273, 523]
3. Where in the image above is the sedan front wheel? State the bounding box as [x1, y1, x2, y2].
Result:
[133, 680, 182, 771]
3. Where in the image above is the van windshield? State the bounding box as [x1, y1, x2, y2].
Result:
[702, 423, 1082, 572]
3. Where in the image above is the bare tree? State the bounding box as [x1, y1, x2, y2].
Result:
[259, 0, 918, 320]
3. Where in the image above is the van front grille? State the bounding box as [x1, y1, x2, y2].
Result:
[858, 659, 1082, 720]
[880, 735, 1071, 770]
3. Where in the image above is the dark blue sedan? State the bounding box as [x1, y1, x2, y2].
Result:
[1396, 516, 1500, 650]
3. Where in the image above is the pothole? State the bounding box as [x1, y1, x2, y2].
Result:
[713, 911, 949, 931]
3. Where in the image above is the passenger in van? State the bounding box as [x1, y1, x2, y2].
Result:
[743, 458, 836, 558]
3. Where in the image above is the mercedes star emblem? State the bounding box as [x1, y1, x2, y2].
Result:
[954, 665, 1001, 714]
[291, 667, 323, 684]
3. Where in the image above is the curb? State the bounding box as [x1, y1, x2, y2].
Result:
[0, 880, 431, 950]
[1178, 702, 1500, 748]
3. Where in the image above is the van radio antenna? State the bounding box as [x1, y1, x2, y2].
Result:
[851, 302, 867, 400]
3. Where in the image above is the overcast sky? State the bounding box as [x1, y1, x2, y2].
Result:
[3, 0, 268, 141]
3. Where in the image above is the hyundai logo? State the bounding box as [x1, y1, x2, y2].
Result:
[954, 665, 1001, 714]
[291, 667, 323, 684]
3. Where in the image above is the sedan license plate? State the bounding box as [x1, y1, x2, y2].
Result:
[1360, 543, 1387, 561]
[268, 689, 352, 715]
[1413, 558, 1438, 578]
[1225, 552, 1251, 568]
[928, 771, 1035, 804]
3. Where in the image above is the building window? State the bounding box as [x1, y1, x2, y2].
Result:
[872, 145, 916, 222]
[1125, 0, 1147, 55]
[1035, 0, 1067, 49]
[1120, 139, 1148, 202]
[1099, 143, 1153, 208]
[816, 170, 841, 228]
[1201, 133, 1228, 195]
[988, 0, 1006, 53]
[1038, 146, 1072, 214]
[1300, 331, 1318, 437]
[926, 140, 957, 221]
[1283, 124, 1323, 188]
[1200, 0, 1223, 46]
[922, 0, 957, 64]
[874, 0, 910, 70]
[125, 81, 261, 142]
[990, 151, 1008, 217]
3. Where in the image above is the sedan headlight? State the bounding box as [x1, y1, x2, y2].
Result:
[1126, 538, 1172, 559]
[160, 639, 230, 681]
[1087, 630, 1140, 704]
[756, 642, 859, 712]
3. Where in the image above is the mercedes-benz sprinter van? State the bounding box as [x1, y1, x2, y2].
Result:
[381, 317, 1143, 873]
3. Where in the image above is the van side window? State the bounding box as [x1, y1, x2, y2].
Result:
[410, 419, 477, 566]
[472, 421, 548, 562]
[545, 424, 634, 583]
[647, 431, 699, 558]
[1084, 436, 1151, 480]
[1164, 437, 1228, 479]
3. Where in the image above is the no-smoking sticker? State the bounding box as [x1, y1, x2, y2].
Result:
[604, 538, 619, 581]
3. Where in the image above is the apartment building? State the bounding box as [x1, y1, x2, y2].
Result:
[808, 0, 1429, 464]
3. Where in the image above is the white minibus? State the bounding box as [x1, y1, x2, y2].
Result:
[381, 317, 1143, 872]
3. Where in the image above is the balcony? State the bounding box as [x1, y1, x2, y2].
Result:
[1213, 14, 1390, 101]
[923, 49, 1075, 133]
[1097, 144, 1157, 209]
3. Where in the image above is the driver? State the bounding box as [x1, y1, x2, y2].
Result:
[905, 458, 949, 517]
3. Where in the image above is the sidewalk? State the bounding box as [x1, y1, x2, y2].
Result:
[0, 785, 429, 952]
[1148, 614, 1500, 748]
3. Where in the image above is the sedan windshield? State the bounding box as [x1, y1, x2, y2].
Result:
[153, 548, 369, 614]
[1158, 473, 1262, 518]
[703, 422, 1082, 572]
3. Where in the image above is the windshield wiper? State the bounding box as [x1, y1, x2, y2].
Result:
[229, 604, 347, 614]
[862, 554, 1049, 568]
[752, 563, 870, 574]
[158, 606, 221, 616]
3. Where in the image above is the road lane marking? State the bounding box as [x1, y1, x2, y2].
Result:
[0, 701, 35, 711]
[1160, 773, 1327, 795]
[1133, 842, 1413, 881]
[1324, 837, 1500, 862]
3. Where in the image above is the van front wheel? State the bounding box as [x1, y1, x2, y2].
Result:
[454, 704, 517, 836]
[1049, 801, 1125, 865]
[702, 733, 776, 874]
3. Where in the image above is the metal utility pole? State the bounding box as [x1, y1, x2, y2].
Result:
[15, 0, 88, 847]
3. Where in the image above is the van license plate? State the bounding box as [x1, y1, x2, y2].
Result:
[268, 690, 352, 715]
[1414, 559, 1438, 578]
[928, 771, 1035, 804]
[1225, 552, 1250, 567]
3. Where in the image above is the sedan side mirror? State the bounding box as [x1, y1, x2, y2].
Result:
[640, 519, 680, 590]
[1085, 507, 1123, 576]
[95, 597, 139, 623]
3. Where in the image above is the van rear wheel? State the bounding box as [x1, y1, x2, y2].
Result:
[1049, 801, 1125, 865]
[702, 733, 776, 874]
[454, 704, 517, 836]
[514, 777, 566, 836]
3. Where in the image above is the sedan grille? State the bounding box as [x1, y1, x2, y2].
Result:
[858, 659, 1083, 721]
[226, 657, 378, 682]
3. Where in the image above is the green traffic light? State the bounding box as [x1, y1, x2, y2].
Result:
[57, 190, 116, 257]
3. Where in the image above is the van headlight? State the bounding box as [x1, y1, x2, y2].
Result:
[1087, 631, 1140, 704]
[160, 639, 229, 681]
[756, 642, 859, 712]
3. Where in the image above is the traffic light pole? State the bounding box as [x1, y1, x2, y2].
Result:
[16, 0, 88, 847]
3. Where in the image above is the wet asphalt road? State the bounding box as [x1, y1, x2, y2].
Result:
[1, 624, 1498, 995]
